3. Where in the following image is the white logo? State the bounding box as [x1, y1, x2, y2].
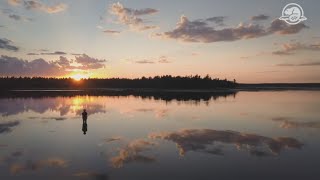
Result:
[279, 3, 307, 25]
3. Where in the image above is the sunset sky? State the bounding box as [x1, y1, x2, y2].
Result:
[0, 0, 319, 83]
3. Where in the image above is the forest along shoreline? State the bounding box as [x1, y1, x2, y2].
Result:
[1, 76, 320, 93]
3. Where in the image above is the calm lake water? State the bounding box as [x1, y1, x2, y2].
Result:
[1, 91, 320, 180]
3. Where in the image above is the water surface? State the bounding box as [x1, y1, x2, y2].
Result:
[0, 91, 320, 180]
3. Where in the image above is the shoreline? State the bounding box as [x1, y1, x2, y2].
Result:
[4, 85, 320, 92]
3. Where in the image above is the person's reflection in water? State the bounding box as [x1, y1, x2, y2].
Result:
[82, 121, 87, 135]
[82, 109, 88, 135]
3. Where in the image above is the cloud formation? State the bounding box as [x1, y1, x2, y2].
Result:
[206, 16, 226, 26]
[70, 53, 82, 56]
[276, 61, 320, 67]
[8, 0, 67, 13]
[158, 56, 171, 63]
[8, 0, 21, 6]
[155, 16, 308, 43]
[0, 54, 106, 77]
[74, 54, 106, 69]
[110, 2, 158, 31]
[41, 51, 67, 55]
[38, 49, 49, 52]
[0, 55, 67, 77]
[132, 56, 171, 64]
[135, 60, 155, 64]
[8, 14, 22, 21]
[149, 129, 303, 156]
[251, 14, 269, 21]
[240, 51, 266, 59]
[103, 30, 121, 34]
[273, 42, 320, 55]
[0, 9, 32, 21]
[27, 52, 39, 55]
[110, 139, 156, 168]
[0, 38, 19, 51]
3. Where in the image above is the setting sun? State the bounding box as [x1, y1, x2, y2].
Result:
[71, 74, 89, 81]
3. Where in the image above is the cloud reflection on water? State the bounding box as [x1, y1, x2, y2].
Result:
[107, 128, 304, 169]
[110, 139, 157, 168]
[9, 157, 68, 174]
[149, 129, 303, 156]
[272, 117, 320, 129]
[0, 91, 236, 117]
[0, 96, 107, 117]
[0, 121, 20, 134]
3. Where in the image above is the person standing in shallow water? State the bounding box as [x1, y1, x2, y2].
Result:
[82, 109, 88, 135]
[82, 109, 88, 123]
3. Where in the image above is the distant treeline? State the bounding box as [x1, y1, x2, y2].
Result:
[0, 75, 237, 89]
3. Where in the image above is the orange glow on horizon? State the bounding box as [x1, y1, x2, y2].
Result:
[71, 74, 89, 81]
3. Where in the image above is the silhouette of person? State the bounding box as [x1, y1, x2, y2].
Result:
[81, 109, 88, 135]
[82, 122, 87, 135]
[82, 109, 87, 123]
